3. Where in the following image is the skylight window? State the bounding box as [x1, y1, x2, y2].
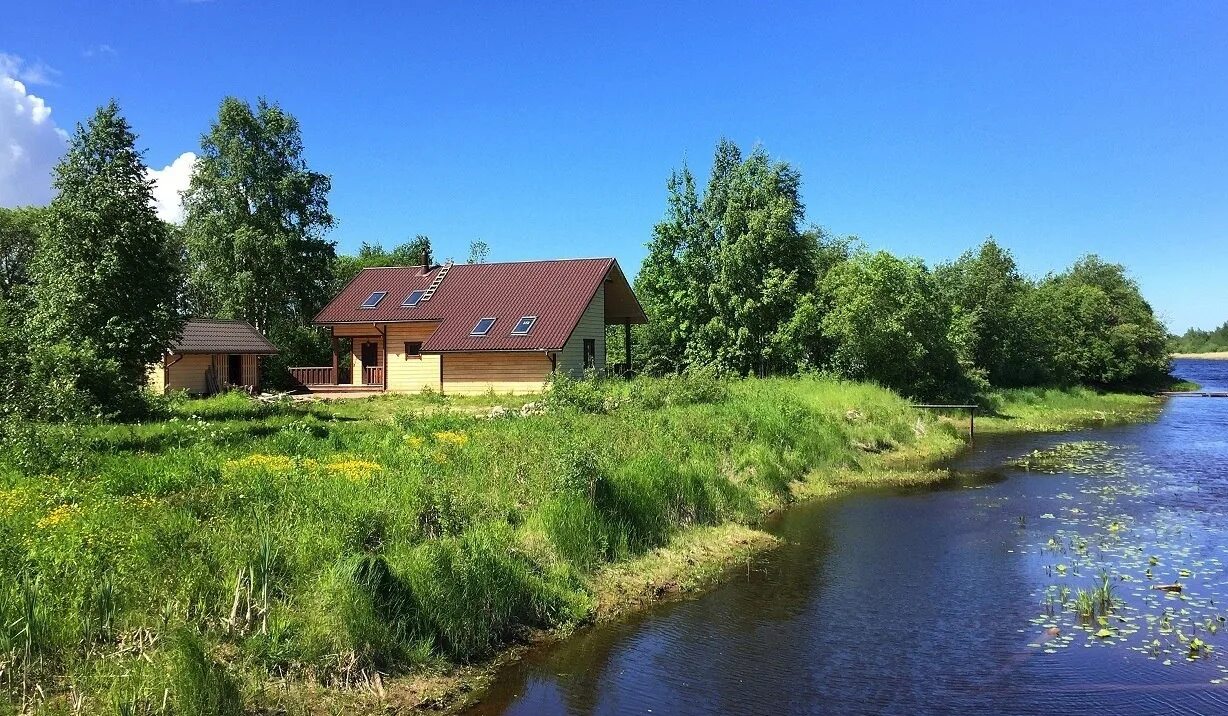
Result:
[402, 290, 425, 308]
[511, 316, 537, 335]
[470, 317, 497, 336]
[361, 291, 387, 309]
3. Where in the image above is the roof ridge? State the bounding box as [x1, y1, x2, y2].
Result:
[356, 257, 614, 272]
[186, 317, 255, 324]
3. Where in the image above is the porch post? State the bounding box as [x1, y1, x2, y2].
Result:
[623, 320, 632, 377]
[330, 333, 339, 385]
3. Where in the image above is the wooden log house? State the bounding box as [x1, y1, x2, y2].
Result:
[296, 256, 647, 395]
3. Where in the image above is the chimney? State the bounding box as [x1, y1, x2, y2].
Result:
[421, 247, 431, 271]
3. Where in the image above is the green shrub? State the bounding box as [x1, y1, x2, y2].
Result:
[542, 371, 608, 413]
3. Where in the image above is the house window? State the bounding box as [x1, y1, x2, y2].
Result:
[402, 290, 425, 307]
[583, 339, 596, 369]
[405, 341, 423, 358]
[361, 291, 387, 308]
[511, 316, 537, 335]
[471, 317, 496, 336]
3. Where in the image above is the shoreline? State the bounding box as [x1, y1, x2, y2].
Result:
[1171, 352, 1228, 360]
[277, 388, 1164, 715]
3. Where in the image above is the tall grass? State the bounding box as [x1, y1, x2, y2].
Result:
[0, 376, 958, 710]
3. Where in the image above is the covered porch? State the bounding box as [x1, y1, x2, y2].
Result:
[289, 329, 386, 392]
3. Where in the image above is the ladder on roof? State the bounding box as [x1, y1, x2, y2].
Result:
[420, 259, 453, 302]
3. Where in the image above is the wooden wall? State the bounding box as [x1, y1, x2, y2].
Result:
[558, 283, 605, 376]
[330, 324, 384, 386]
[387, 322, 442, 393]
[349, 339, 384, 386]
[441, 352, 552, 395]
[152, 353, 261, 395]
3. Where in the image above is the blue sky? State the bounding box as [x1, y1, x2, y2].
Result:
[2, 1, 1225, 331]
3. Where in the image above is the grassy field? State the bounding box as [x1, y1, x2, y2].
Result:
[0, 376, 1160, 714]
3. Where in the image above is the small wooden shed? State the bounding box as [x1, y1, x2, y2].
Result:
[148, 318, 278, 395]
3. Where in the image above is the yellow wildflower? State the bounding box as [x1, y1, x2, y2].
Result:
[405, 435, 425, 449]
[0, 489, 28, 516]
[433, 431, 469, 447]
[324, 460, 383, 481]
[36, 504, 79, 529]
[225, 454, 295, 473]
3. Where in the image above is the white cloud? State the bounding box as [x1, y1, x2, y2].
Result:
[146, 151, 197, 223]
[83, 44, 117, 59]
[0, 72, 68, 207]
[0, 53, 60, 86]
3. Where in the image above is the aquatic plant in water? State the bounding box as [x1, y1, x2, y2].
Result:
[1007, 441, 1123, 475]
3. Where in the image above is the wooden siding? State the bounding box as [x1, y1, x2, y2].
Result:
[165, 354, 214, 394]
[558, 283, 605, 376]
[441, 352, 551, 395]
[213, 354, 260, 390]
[350, 338, 384, 386]
[146, 362, 166, 394]
[152, 353, 260, 395]
[331, 324, 383, 338]
[386, 323, 442, 393]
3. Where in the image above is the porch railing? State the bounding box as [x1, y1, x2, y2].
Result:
[362, 366, 384, 386]
[289, 366, 336, 386]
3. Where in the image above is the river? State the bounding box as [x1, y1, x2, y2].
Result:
[465, 359, 1228, 715]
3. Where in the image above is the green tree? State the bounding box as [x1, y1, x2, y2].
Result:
[183, 97, 335, 341]
[0, 206, 44, 306]
[934, 238, 1041, 386]
[1170, 321, 1228, 354]
[28, 101, 184, 417]
[635, 166, 702, 373]
[704, 146, 816, 374]
[1026, 255, 1169, 388]
[635, 140, 826, 375]
[820, 251, 965, 399]
[332, 235, 431, 293]
[467, 239, 490, 264]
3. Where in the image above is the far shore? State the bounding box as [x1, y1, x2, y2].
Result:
[1172, 352, 1228, 360]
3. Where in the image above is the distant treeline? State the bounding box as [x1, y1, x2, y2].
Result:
[632, 140, 1171, 399]
[1169, 322, 1228, 354]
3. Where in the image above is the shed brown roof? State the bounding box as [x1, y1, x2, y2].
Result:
[169, 319, 279, 355]
[313, 258, 647, 352]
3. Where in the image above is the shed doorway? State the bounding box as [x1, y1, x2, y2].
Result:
[228, 354, 243, 386]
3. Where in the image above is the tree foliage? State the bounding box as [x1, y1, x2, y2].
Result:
[467, 239, 490, 264]
[821, 252, 966, 399]
[934, 239, 1039, 387]
[0, 206, 44, 306]
[635, 140, 831, 375]
[332, 235, 431, 293]
[635, 140, 1172, 397]
[27, 101, 184, 418]
[1170, 320, 1228, 354]
[1026, 257, 1169, 388]
[183, 97, 335, 341]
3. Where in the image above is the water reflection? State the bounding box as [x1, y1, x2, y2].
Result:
[466, 360, 1228, 715]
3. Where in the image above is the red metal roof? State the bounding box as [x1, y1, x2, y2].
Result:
[313, 258, 645, 352]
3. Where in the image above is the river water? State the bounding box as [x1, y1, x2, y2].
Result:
[466, 359, 1228, 716]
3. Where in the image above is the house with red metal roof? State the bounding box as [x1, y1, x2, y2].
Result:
[297, 256, 647, 395]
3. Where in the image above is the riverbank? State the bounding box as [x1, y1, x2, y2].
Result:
[0, 378, 1163, 714]
[1172, 351, 1228, 360]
